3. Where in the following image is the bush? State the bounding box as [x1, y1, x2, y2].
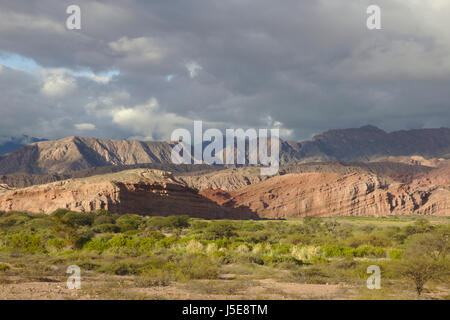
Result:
[8, 233, 44, 253]
[136, 269, 172, 287]
[321, 245, 344, 257]
[62, 212, 94, 227]
[389, 249, 403, 259]
[72, 234, 93, 249]
[185, 240, 204, 253]
[94, 223, 120, 233]
[85, 240, 111, 252]
[46, 238, 66, 250]
[0, 263, 10, 272]
[93, 209, 112, 216]
[93, 215, 115, 226]
[116, 214, 143, 232]
[291, 245, 320, 261]
[165, 215, 190, 229]
[354, 246, 385, 258]
[50, 208, 70, 218]
[203, 221, 237, 240]
[99, 262, 140, 275]
[145, 231, 166, 240]
[147, 215, 190, 230]
[180, 254, 219, 279]
[108, 234, 132, 248]
[25, 218, 53, 231]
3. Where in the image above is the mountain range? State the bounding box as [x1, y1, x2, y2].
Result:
[0, 125, 448, 217]
[0, 125, 449, 175]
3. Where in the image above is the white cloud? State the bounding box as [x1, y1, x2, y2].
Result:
[109, 37, 167, 63]
[111, 98, 192, 140]
[0, 10, 65, 35]
[73, 69, 120, 84]
[186, 62, 202, 78]
[74, 123, 96, 131]
[40, 69, 77, 97]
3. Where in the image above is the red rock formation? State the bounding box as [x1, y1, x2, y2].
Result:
[0, 169, 257, 219]
[201, 172, 450, 217]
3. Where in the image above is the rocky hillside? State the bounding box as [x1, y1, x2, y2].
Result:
[0, 164, 448, 218]
[0, 169, 257, 219]
[0, 126, 449, 175]
[0, 136, 176, 174]
[200, 167, 450, 217]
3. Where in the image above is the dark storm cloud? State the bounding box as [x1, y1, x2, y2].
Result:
[0, 0, 449, 141]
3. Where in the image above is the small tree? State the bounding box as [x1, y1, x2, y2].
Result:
[397, 232, 449, 296]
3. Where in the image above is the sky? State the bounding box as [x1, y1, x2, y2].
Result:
[0, 0, 449, 141]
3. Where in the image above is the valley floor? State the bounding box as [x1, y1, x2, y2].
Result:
[0, 214, 449, 300]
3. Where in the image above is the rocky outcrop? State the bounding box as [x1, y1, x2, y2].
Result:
[0, 167, 448, 218]
[0, 169, 257, 219]
[200, 171, 450, 217]
[178, 167, 269, 191]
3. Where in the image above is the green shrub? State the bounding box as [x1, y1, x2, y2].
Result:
[72, 234, 93, 249]
[145, 231, 166, 240]
[85, 240, 111, 252]
[165, 215, 190, 229]
[389, 249, 403, 259]
[354, 245, 385, 258]
[25, 218, 53, 231]
[116, 214, 143, 232]
[179, 254, 219, 279]
[62, 212, 94, 227]
[203, 221, 237, 240]
[99, 262, 140, 275]
[94, 223, 120, 233]
[321, 245, 343, 257]
[93, 215, 115, 226]
[262, 255, 302, 266]
[240, 221, 264, 232]
[51, 208, 70, 218]
[136, 269, 172, 287]
[8, 233, 44, 253]
[0, 213, 31, 228]
[108, 234, 132, 248]
[156, 237, 177, 248]
[93, 209, 112, 216]
[147, 215, 190, 230]
[46, 238, 66, 250]
[0, 262, 10, 272]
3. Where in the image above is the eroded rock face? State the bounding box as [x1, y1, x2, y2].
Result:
[200, 171, 450, 217]
[0, 169, 257, 219]
[0, 167, 448, 218]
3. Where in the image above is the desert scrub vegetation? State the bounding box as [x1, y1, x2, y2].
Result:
[0, 210, 448, 299]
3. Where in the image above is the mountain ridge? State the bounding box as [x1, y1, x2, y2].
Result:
[0, 125, 449, 175]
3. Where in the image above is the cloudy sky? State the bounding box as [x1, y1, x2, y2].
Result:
[0, 0, 449, 141]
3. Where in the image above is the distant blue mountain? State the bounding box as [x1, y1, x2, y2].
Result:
[0, 135, 47, 155]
